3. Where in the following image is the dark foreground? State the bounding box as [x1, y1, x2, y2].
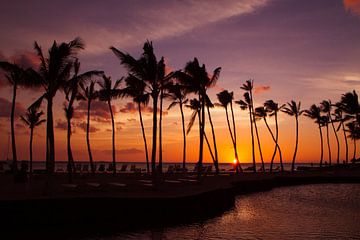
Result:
[0, 164, 359, 238]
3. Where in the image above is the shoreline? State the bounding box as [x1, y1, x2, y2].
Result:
[0, 165, 359, 236]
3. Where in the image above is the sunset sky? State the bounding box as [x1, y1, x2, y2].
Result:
[0, 0, 360, 164]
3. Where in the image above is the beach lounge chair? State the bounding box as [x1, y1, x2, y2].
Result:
[106, 164, 115, 173]
[120, 164, 128, 172]
[166, 165, 174, 173]
[130, 164, 141, 173]
[82, 164, 89, 173]
[108, 182, 127, 189]
[61, 183, 79, 192]
[98, 164, 105, 173]
[85, 182, 103, 190]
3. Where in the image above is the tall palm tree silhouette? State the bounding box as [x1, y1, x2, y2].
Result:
[30, 38, 84, 174]
[304, 104, 325, 167]
[111, 41, 173, 175]
[0, 62, 40, 172]
[79, 81, 98, 173]
[186, 98, 216, 167]
[240, 80, 265, 171]
[167, 83, 189, 170]
[63, 59, 103, 179]
[264, 100, 285, 172]
[176, 58, 221, 172]
[282, 100, 304, 172]
[97, 75, 122, 175]
[20, 107, 45, 175]
[346, 121, 360, 160]
[205, 96, 220, 173]
[217, 90, 242, 173]
[333, 104, 351, 163]
[121, 75, 151, 173]
[321, 100, 340, 164]
[236, 92, 256, 172]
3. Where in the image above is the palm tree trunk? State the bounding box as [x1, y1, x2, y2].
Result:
[151, 92, 158, 175]
[292, 116, 299, 172]
[10, 82, 17, 172]
[29, 127, 33, 175]
[108, 100, 116, 175]
[263, 118, 277, 172]
[325, 124, 331, 165]
[198, 95, 205, 172]
[342, 122, 349, 164]
[275, 113, 283, 172]
[253, 114, 265, 171]
[225, 107, 238, 172]
[353, 139, 356, 160]
[86, 99, 95, 174]
[67, 116, 73, 183]
[180, 102, 186, 170]
[249, 107, 256, 173]
[204, 132, 215, 163]
[318, 125, 324, 167]
[230, 102, 242, 172]
[46, 96, 55, 174]
[206, 105, 219, 174]
[329, 115, 340, 164]
[138, 102, 149, 173]
[158, 90, 163, 174]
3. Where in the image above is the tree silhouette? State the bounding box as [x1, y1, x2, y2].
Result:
[240, 80, 265, 171]
[264, 100, 285, 172]
[321, 100, 340, 164]
[236, 92, 256, 172]
[97, 75, 122, 175]
[79, 81, 98, 173]
[111, 41, 173, 175]
[333, 104, 351, 164]
[20, 107, 45, 175]
[30, 38, 84, 174]
[63, 59, 103, 180]
[0, 62, 40, 172]
[121, 75, 151, 173]
[282, 100, 304, 172]
[346, 121, 360, 160]
[167, 83, 189, 170]
[176, 58, 221, 173]
[304, 104, 325, 167]
[186, 98, 216, 167]
[217, 90, 242, 173]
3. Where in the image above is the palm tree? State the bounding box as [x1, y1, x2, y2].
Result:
[205, 96, 220, 173]
[217, 90, 242, 173]
[236, 92, 256, 172]
[0, 62, 40, 172]
[97, 75, 122, 175]
[79, 81, 98, 173]
[304, 104, 325, 167]
[30, 38, 84, 173]
[240, 80, 265, 171]
[111, 41, 173, 175]
[186, 98, 216, 167]
[264, 100, 285, 172]
[176, 58, 221, 172]
[282, 100, 304, 172]
[20, 107, 45, 175]
[333, 105, 350, 164]
[167, 83, 189, 170]
[321, 100, 340, 164]
[346, 121, 360, 161]
[121, 75, 151, 173]
[63, 59, 103, 179]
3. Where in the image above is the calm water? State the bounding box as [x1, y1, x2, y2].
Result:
[91, 184, 360, 240]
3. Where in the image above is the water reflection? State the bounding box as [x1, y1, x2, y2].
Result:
[94, 184, 360, 240]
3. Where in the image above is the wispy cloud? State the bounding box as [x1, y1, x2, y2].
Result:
[0, 0, 269, 55]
